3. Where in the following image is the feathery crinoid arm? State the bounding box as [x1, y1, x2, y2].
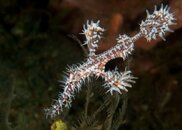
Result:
[82, 20, 104, 56]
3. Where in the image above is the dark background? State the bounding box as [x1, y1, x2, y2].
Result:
[0, 0, 181, 130]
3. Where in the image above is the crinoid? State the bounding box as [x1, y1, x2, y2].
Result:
[45, 4, 176, 118]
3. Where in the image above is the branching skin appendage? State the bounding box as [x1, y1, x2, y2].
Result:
[45, 4, 176, 118]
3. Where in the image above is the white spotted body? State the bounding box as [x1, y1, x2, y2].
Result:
[46, 4, 176, 118]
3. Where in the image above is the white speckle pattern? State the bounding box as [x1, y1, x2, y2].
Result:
[81, 20, 104, 56]
[45, 4, 176, 118]
[140, 4, 176, 41]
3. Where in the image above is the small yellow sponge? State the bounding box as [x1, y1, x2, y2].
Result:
[51, 120, 68, 130]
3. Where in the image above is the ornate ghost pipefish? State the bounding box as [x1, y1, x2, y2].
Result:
[45, 4, 176, 118]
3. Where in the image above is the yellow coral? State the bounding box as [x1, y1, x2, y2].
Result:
[51, 120, 68, 130]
